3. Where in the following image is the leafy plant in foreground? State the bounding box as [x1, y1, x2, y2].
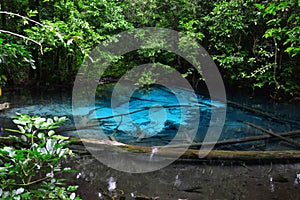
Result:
[0, 114, 81, 199]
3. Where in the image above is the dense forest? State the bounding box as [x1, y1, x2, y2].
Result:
[0, 0, 299, 99]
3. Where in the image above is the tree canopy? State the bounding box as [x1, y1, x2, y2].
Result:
[0, 0, 299, 99]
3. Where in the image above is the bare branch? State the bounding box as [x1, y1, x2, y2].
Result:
[0, 11, 49, 28]
[0, 30, 43, 54]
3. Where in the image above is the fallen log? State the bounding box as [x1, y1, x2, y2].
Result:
[58, 123, 300, 149]
[242, 121, 300, 149]
[166, 129, 300, 148]
[71, 137, 300, 161]
[2, 136, 300, 161]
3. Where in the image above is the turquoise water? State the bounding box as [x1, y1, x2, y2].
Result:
[0, 85, 299, 150]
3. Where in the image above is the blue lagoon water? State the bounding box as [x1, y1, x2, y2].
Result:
[0, 84, 299, 151]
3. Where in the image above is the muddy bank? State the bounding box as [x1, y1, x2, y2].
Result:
[64, 155, 300, 200]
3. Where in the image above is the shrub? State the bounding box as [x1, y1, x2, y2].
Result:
[0, 113, 81, 200]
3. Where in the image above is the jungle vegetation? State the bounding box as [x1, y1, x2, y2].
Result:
[0, 0, 299, 99]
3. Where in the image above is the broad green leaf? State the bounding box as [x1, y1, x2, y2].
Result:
[48, 130, 55, 137]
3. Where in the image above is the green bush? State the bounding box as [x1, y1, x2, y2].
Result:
[0, 114, 81, 200]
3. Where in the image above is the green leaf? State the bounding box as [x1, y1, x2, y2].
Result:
[37, 132, 45, 139]
[28, 10, 38, 17]
[5, 128, 22, 134]
[288, 14, 296, 22]
[48, 130, 55, 137]
[58, 117, 67, 123]
[15, 187, 24, 195]
[254, 3, 264, 10]
[67, 186, 78, 192]
[52, 135, 69, 140]
[3, 146, 16, 157]
[12, 119, 26, 126]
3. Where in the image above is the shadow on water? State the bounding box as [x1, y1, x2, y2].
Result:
[63, 155, 300, 200]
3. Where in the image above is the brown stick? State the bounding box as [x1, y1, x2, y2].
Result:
[166, 129, 300, 148]
[227, 100, 300, 125]
[3, 136, 300, 161]
[0, 11, 47, 27]
[58, 121, 300, 149]
[73, 138, 300, 161]
[243, 121, 300, 149]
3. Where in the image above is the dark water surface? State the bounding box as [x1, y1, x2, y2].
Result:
[65, 155, 300, 200]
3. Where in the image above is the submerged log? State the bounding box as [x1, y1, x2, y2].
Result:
[69, 137, 300, 161]
[242, 121, 300, 149]
[3, 135, 300, 161]
[166, 129, 300, 148]
[227, 100, 300, 125]
[156, 87, 298, 125]
[58, 103, 200, 133]
[198, 150, 300, 161]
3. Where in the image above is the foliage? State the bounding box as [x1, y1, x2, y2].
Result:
[204, 0, 256, 81]
[0, 114, 81, 200]
[0, 34, 35, 86]
[0, 0, 132, 86]
[204, 0, 299, 97]
[0, 0, 299, 98]
[255, 1, 300, 57]
[254, 0, 300, 96]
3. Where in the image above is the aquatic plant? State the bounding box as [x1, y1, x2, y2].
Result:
[0, 114, 81, 199]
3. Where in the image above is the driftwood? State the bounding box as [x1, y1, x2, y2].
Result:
[242, 121, 300, 149]
[166, 129, 300, 148]
[227, 100, 300, 125]
[70, 137, 300, 161]
[57, 119, 300, 150]
[2, 135, 300, 161]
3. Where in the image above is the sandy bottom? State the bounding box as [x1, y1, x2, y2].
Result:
[64, 155, 300, 200]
